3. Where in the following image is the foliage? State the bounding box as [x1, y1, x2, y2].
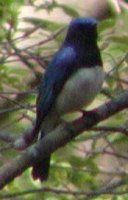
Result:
[0, 0, 128, 199]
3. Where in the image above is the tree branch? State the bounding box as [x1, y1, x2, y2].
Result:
[0, 179, 127, 199]
[0, 91, 127, 189]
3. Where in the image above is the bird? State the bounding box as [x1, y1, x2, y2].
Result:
[20, 17, 105, 181]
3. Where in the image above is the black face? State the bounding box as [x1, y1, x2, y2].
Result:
[65, 17, 98, 45]
[63, 17, 102, 67]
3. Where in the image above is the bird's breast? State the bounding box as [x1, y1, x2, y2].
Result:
[56, 66, 105, 114]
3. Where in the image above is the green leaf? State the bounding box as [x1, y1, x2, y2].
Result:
[36, 1, 58, 12]
[110, 35, 128, 44]
[59, 4, 80, 17]
[23, 17, 64, 31]
[98, 19, 116, 33]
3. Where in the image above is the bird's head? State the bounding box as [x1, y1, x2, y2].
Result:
[64, 17, 98, 46]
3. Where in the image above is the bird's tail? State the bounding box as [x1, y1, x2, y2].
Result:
[32, 128, 51, 181]
[31, 110, 60, 181]
[32, 155, 51, 181]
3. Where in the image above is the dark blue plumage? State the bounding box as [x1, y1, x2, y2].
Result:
[30, 17, 104, 181]
[34, 18, 102, 134]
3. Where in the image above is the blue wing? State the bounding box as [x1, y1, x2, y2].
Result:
[35, 46, 76, 130]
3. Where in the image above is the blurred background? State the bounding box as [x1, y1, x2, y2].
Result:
[0, 0, 128, 199]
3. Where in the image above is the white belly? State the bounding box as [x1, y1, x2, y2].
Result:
[56, 66, 105, 114]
